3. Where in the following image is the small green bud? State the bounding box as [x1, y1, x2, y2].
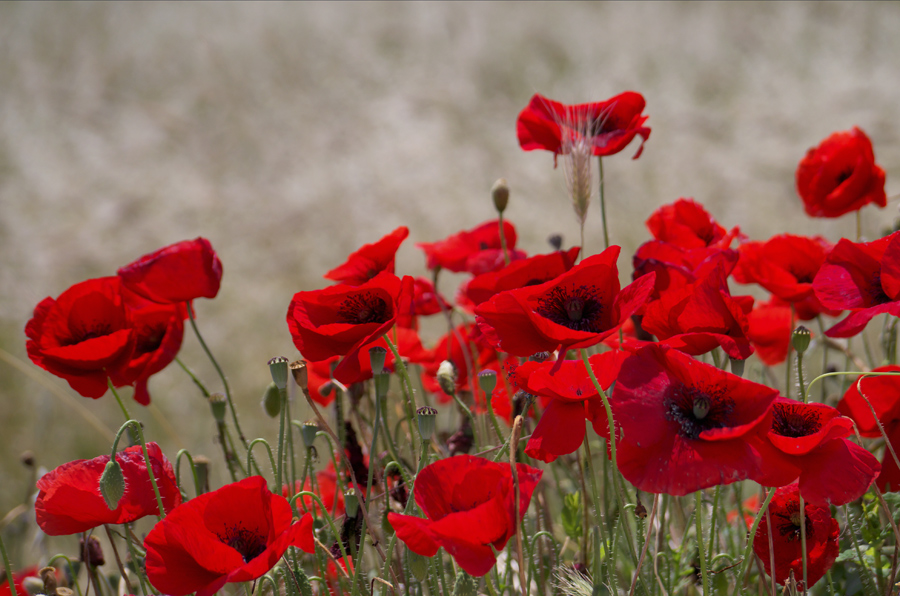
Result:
[344, 491, 359, 518]
[368, 346, 388, 375]
[792, 326, 811, 354]
[478, 369, 497, 397]
[437, 360, 457, 396]
[417, 406, 438, 441]
[268, 356, 289, 390]
[730, 357, 745, 378]
[452, 572, 476, 596]
[99, 459, 126, 511]
[208, 392, 228, 423]
[300, 421, 319, 449]
[292, 565, 313, 596]
[21, 577, 44, 596]
[407, 549, 430, 581]
[374, 372, 391, 399]
[262, 382, 282, 418]
[491, 178, 510, 213]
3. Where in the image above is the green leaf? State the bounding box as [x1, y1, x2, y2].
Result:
[562, 491, 583, 540]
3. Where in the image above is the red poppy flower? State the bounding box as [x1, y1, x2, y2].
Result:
[645, 198, 740, 250]
[475, 247, 655, 358]
[324, 226, 409, 286]
[388, 455, 542, 577]
[813, 231, 900, 337]
[118, 238, 222, 304]
[516, 92, 650, 160]
[746, 297, 793, 365]
[612, 344, 776, 495]
[417, 220, 522, 274]
[838, 366, 900, 491]
[421, 324, 495, 397]
[0, 567, 40, 596]
[458, 247, 581, 311]
[796, 127, 887, 218]
[397, 277, 449, 329]
[284, 462, 345, 517]
[331, 326, 431, 387]
[751, 398, 878, 505]
[732, 235, 833, 302]
[25, 277, 136, 399]
[753, 483, 839, 590]
[36, 443, 181, 535]
[520, 350, 628, 463]
[640, 264, 755, 360]
[144, 476, 315, 596]
[632, 240, 739, 301]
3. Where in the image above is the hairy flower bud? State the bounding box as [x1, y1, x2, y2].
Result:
[452, 572, 476, 596]
[437, 360, 457, 396]
[407, 549, 429, 581]
[491, 178, 510, 213]
[99, 460, 126, 511]
[268, 356, 289, 390]
[262, 382, 281, 418]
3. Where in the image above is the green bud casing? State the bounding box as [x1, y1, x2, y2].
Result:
[99, 460, 126, 510]
[262, 382, 282, 418]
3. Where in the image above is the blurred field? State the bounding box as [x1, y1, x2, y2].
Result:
[1, 1, 899, 537]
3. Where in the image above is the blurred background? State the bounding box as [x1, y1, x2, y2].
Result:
[1, 2, 899, 538]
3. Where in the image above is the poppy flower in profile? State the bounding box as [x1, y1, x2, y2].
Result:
[732, 234, 833, 302]
[753, 483, 840, 590]
[516, 92, 651, 160]
[118, 238, 223, 304]
[751, 398, 879, 506]
[25, 276, 136, 399]
[397, 277, 449, 329]
[746, 297, 793, 365]
[813, 231, 900, 338]
[144, 476, 315, 596]
[475, 247, 655, 358]
[388, 455, 542, 577]
[645, 198, 740, 250]
[612, 344, 776, 495]
[632, 240, 739, 301]
[324, 226, 409, 286]
[36, 443, 181, 535]
[417, 220, 523, 274]
[796, 127, 886, 218]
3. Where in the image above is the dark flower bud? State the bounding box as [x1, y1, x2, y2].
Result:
[99, 460, 126, 511]
[730, 357, 745, 378]
[268, 356, 289, 390]
[407, 549, 430, 581]
[261, 382, 282, 418]
[437, 360, 457, 396]
[300, 421, 319, 449]
[548, 234, 563, 251]
[80, 536, 105, 567]
[478, 370, 497, 397]
[491, 178, 510, 213]
[634, 496, 647, 519]
[452, 572, 476, 596]
[368, 346, 388, 375]
[208, 392, 228, 423]
[20, 451, 35, 468]
[374, 372, 391, 399]
[417, 406, 438, 441]
[792, 326, 812, 354]
[289, 359, 308, 390]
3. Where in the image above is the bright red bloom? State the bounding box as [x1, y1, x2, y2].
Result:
[796, 127, 887, 218]
[753, 484, 839, 590]
[421, 324, 495, 397]
[416, 220, 522, 274]
[520, 350, 628, 463]
[612, 344, 776, 495]
[516, 92, 650, 160]
[814, 231, 900, 337]
[118, 238, 222, 304]
[26, 277, 136, 398]
[324, 226, 409, 286]
[0, 567, 40, 596]
[397, 277, 449, 329]
[752, 398, 878, 506]
[144, 476, 315, 596]
[746, 297, 793, 365]
[645, 198, 740, 250]
[284, 462, 345, 518]
[388, 455, 542, 577]
[475, 247, 655, 358]
[632, 240, 739, 301]
[36, 443, 181, 535]
[732, 235, 833, 302]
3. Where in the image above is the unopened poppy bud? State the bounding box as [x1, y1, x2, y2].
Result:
[407, 549, 429, 581]
[548, 234, 563, 251]
[99, 460, 126, 511]
[792, 326, 811, 354]
[80, 536, 105, 567]
[343, 491, 359, 518]
[452, 572, 476, 596]
[292, 566, 313, 596]
[491, 178, 509, 213]
[417, 406, 438, 441]
[368, 346, 388, 375]
[268, 356, 289, 390]
[208, 392, 228, 423]
[194, 455, 211, 495]
[730, 357, 745, 378]
[21, 451, 35, 468]
[478, 370, 497, 397]
[22, 577, 44, 596]
[437, 360, 457, 396]
[262, 382, 282, 418]
[290, 359, 308, 390]
[300, 421, 319, 449]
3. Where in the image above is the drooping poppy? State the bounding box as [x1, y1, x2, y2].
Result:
[25, 276, 136, 399]
[118, 238, 223, 304]
[732, 234, 833, 302]
[388, 455, 542, 577]
[516, 92, 651, 160]
[753, 483, 840, 590]
[796, 127, 887, 218]
[612, 344, 776, 495]
[416, 220, 523, 274]
[324, 226, 409, 286]
[144, 476, 315, 596]
[475, 247, 655, 358]
[36, 443, 181, 535]
[645, 198, 740, 250]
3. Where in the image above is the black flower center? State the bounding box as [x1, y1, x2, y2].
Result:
[835, 167, 854, 186]
[338, 293, 389, 325]
[535, 286, 604, 333]
[771, 403, 821, 438]
[666, 384, 734, 440]
[64, 321, 114, 346]
[218, 526, 267, 563]
[136, 325, 166, 355]
[868, 272, 891, 304]
[774, 502, 814, 542]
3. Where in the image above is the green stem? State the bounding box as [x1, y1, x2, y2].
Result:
[107, 379, 132, 423]
[738, 488, 775, 589]
[797, 351, 808, 404]
[174, 356, 210, 397]
[799, 494, 808, 593]
[598, 156, 609, 249]
[705, 486, 720, 566]
[695, 491, 709, 595]
[122, 525, 148, 596]
[174, 449, 202, 499]
[384, 334, 421, 457]
[111, 420, 167, 519]
[247, 439, 278, 481]
[498, 212, 510, 266]
[276, 385, 288, 495]
[365, 391, 383, 503]
[0, 531, 16, 596]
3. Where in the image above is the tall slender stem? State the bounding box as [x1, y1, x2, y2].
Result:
[110, 420, 167, 519]
[108, 379, 132, 423]
[276, 386, 287, 495]
[598, 156, 609, 250]
[0, 531, 16, 596]
[498, 213, 510, 266]
[799, 494, 808, 593]
[384, 334, 421, 457]
[695, 491, 709, 595]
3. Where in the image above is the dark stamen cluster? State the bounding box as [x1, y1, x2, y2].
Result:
[535, 285, 604, 333]
[218, 526, 267, 563]
[338, 293, 389, 325]
[771, 403, 821, 438]
[835, 167, 855, 186]
[666, 383, 734, 440]
[774, 501, 815, 542]
[65, 321, 114, 346]
[868, 272, 890, 304]
[136, 325, 166, 354]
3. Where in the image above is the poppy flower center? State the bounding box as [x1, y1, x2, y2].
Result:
[218, 526, 267, 563]
[835, 167, 854, 186]
[535, 286, 604, 333]
[136, 325, 166, 354]
[338, 293, 389, 325]
[666, 384, 734, 440]
[868, 272, 891, 304]
[64, 322, 114, 346]
[771, 403, 821, 437]
[775, 503, 814, 542]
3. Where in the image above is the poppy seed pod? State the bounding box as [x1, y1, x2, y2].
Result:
[477, 370, 497, 397]
[368, 346, 388, 375]
[208, 393, 228, 423]
[290, 360, 308, 390]
[268, 356, 289, 390]
[792, 326, 812, 354]
[300, 421, 319, 449]
[417, 406, 438, 441]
